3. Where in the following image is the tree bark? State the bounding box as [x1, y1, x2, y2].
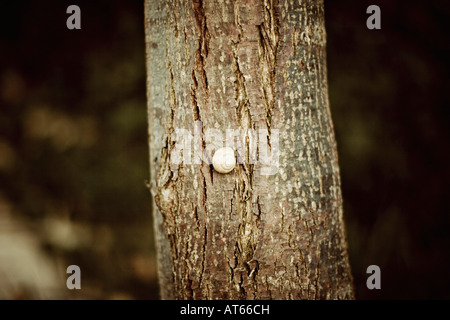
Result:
[144, 0, 354, 299]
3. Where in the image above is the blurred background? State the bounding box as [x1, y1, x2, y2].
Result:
[0, 0, 448, 299]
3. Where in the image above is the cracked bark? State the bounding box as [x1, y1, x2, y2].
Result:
[145, 0, 354, 299]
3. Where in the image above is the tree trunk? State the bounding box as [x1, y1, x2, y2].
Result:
[144, 0, 354, 299]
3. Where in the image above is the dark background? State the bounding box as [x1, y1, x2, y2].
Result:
[0, 0, 448, 299]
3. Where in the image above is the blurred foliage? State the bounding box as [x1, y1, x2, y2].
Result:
[0, 0, 449, 299]
[0, 0, 157, 299]
[326, 0, 450, 298]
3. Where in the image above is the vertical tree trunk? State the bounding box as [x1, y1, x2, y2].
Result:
[145, 0, 354, 299]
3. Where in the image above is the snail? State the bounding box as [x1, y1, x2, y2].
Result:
[212, 147, 236, 174]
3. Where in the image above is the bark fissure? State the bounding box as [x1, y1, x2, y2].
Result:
[191, 70, 201, 121]
[198, 226, 207, 292]
[258, 0, 280, 142]
[186, 279, 194, 299]
[193, 0, 210, 91]
[154, 63, 179, 248]
[231, 40, 251, 130]
[228, 1, 263, 299]
[193, 206, 200, 228]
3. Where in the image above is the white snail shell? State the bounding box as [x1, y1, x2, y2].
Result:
[212, 147, 236, 174]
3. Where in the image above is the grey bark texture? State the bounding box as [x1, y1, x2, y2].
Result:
[144, 0, 354, 299]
